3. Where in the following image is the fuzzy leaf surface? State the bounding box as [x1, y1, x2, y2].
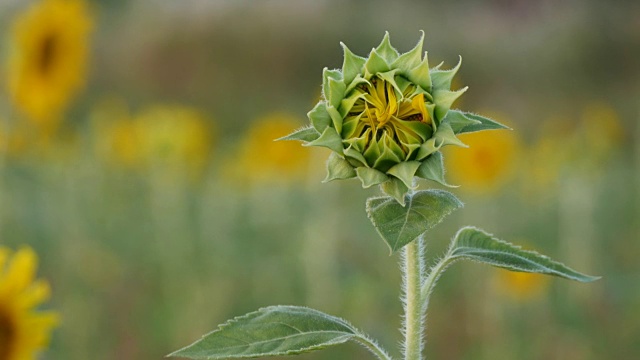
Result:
[450, 227, 600, 282]
[367, 190, 463, 253]
[170, 306, 371, 359]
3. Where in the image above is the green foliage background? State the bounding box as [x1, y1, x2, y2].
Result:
[0, 0, 638, 359]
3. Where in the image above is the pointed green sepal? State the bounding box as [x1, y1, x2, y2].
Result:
[277, 126, 321, 143]
[327, 77, 347, 110]
[340, 42, 366, 86]
[434, 122, 467, 148]
[323, 153, 357, 182]
[322, 68, 342, 98]
[308, 101, 332, 133]
[441, 109, 481, 134]
[375, 31, 400, 64]
[415, 122, 466, 160]
[434, 87, 468, 121]
[391, 30, 424, 74]
[379, 177, 410, 206]
[304, 127, 344, 154]
[415, 152, 457, 187]
[366, 189, 464, 253]
[431, 61, 444, 70]
[326, 105, 343, 134]
[344, 147, 368, 167]
[344, 75, 370, 95]
[430, 55, 462, 91]
[376, 70, 402, 97]
[406, 52, 432, 91]
[449, 227, 601, 282]
[456, 112, 511, 133]
[364, 49, 390, 78]
[415, 138, 438, 160]
[356, 167, 389, 188]
[387, 161, 421, 189]
[339, 91, 366, 118]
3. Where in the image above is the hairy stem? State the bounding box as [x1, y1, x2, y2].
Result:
[402, 238, 424, 360]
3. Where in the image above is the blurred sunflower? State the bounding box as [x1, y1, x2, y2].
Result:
[0, 247, 59, 359]
[445, 113, 520, 194]
[493, 270, 549, 302]
[91, 97, 140, 168]
[0, 124, 28, 159]
[135, 104, 215, 178]
[579, 102, 624, 163]
[523, 103, 623, 196]
[225, 113, 313, 186]
[7, 0, 92, 132]
[523, 116, 574, 193]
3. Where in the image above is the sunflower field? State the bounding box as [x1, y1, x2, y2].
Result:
[0, 1, 638, 359]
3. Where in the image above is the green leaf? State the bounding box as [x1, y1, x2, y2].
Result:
[308, 101, 332, 133]
[324, 153, 356, 182]
[366, 190, 463, 253]
[456, 112, 511, 133]
[415, 152, 457, 187]
[449, 227, 600, 282]
[277, 126, 321, 143]
[169, 306, 391, 360]
[304, 127, 344, 155]
[341, 42, 366, 87]
[356, 167, 389, 188]
[375, 31, 400, 64]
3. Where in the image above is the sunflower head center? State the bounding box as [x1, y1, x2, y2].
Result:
[0, 308, 16, 360]
[38, 33, 59, 76]
[341, 76, 433, 169]
[351, 77, 432, 138]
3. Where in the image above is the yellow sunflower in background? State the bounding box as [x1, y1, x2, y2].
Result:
[493, 270, 549, 302]
[445, 113, 520, 195]
[0, 247, 59, 360]
[579, 102, 624, 163]
[523, 116, 574, 194]
[7, 0, 92, 132]
[135, 104, 215, 178]
[0, 122, 28, 159]
[91, 97, 140, 168]
[225, 113, 314, 186]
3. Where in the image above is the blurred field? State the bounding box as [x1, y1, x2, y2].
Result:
[0, 0, 638, 359]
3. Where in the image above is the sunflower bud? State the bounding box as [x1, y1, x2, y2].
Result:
[282, 32, 508, 205]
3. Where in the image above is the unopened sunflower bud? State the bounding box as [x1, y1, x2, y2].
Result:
[281, 31, 508, 205]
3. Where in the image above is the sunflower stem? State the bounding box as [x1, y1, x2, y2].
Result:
[402, 237, 425, 360]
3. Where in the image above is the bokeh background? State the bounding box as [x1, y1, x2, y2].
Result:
[0, 0, 638, 359]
